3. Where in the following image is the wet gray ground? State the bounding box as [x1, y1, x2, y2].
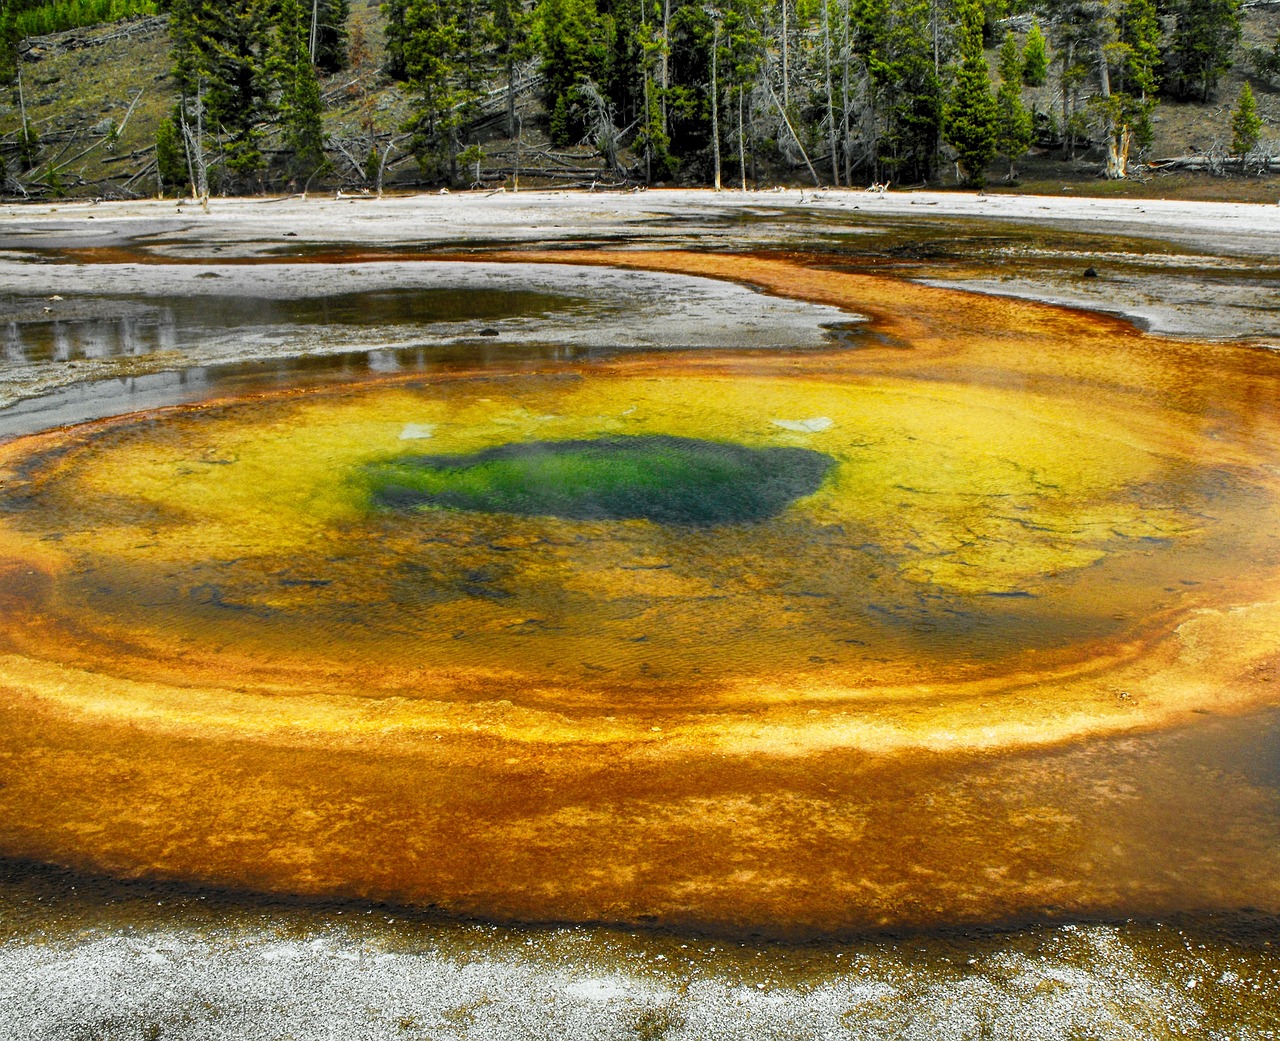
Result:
[2, 190, 1280, 1040]
[0, 260, 853, 422]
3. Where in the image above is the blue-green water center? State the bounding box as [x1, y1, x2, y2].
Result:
[366, 436, 835, 526]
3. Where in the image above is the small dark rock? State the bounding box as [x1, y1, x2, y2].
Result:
[1083, 266, 1098, 279]
[477, 327, 500, 337]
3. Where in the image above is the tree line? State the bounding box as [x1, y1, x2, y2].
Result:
[1, 0, 1263, 194]
[384, 0, 1252, 187]
[4, 0, 155, 38]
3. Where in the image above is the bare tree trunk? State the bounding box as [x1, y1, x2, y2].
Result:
[781, 0, 789, 110]
[712, 22, 722, 190]
[376, 141, 394, 196]
[506, 58, 516, 138]
[931, 0, 939, 73]
[643, 65, 653, 183]
[821, 0, 838, 185]
[310, 0, 320, 63]
[661, 0, 670, 138]
[738, 87, 747, 191]
[17, 63, 28, 130]
[766, 78, 821, 185]
[840, 0, 851, 187]
[1060, 42, 1072, 160]
[1097, 40, 1127, 179]
[512, 116, 520, 192]
[180, 80, 209, 208]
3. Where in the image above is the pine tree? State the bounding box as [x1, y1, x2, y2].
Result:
[1231, 80, 1261, 155]
[167, 0, 198, 94]
[382, 0, 408, 79]
[492, 0, 531, 137]
[1164, 0, 1241, 102]
[1255, 29, 1280, 86]
[633, 8, 673, 181]
[1022, 19, 1047, 87]
[1093, 0, 1159, 178]
[0, 0, 18, 87]
[995, 30, 1033, 179]
[665, 1, 715, 175]
[312, 0, 349, 73]
[172, 0, 277, 182]
[716, 0, 763, 190]
[1045, 0, 1105, 159]
[878, 0, 944, 185]
[155, 114, 189, 194]
[401, 0, 458, 172]
[944, 0, 998, 186]
[451, 0, 492, 163]
[533, 0, 613, 146]
[276, 0, 328, 182]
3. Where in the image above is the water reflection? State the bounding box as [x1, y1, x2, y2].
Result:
[5, 311, 177, 362]
[0, 341, 630, 442]
[0, 288, 582, 365]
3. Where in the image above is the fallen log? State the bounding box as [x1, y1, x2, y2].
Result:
[1146, 155, 1280, 172]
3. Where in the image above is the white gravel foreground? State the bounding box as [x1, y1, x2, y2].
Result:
[4, 916, 1277, 1041]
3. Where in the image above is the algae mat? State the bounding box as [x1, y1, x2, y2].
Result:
[1, 252, 1279, 935]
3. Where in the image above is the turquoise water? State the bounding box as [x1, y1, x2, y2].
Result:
[366, 436, 835, 526]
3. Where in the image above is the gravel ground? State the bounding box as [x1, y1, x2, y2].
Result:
[5, 910, 1279, 1041]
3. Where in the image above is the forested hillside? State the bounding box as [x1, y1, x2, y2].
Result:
[0, 0, 1277, 197]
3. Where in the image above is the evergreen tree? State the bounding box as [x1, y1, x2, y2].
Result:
[849, 0, 892, 183]
[1093, 0, 1159, 177]
[665, 2, 714, 175]
[533, 0, 613, 146]
[944, 0, 998, 185]
[1231, 80, 1261, 155]
[1022, 19, 1047, 87]
[451, 0, 492, 159]
[878, 0, 943, 184]
[716, 0, 763, 189]
[399, 0, 461, 173]
[1254, 29, 1280, 86]
[995, 29, 1033, 178]
[167, 0, 198, 94]
[17, 119, 38, 170]
[0, 0, 18, 87]
[382, 0, 408, 79]
[980, 0, 1006, 45]
[492, 0, 531, 137]
[171, 0, 277, 182]
[632, 4, 673, 181]
[276, 0, 328, 181]
[1164, 0, 1241, 102]
[155, 114, 188, 194]
[1045, 0, 1105, 158]
[398, 0, 490, 179]
[312, 0, 350, 73]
